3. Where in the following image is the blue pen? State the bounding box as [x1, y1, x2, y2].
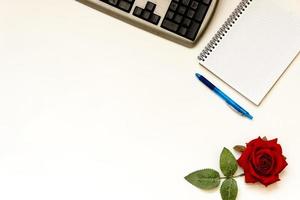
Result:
[195, 73, 253, 120]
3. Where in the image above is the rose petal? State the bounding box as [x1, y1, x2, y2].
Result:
[273, 154, 288, 174]
[247, 137, 265, 148]
[254, 151, 275, 175]
[267, 139, 283, 154]
[244, 172, 257, 183]
[237, 146, 253, 169]
[260, 175, 280, 187]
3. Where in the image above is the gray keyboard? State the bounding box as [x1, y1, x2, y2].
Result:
[77, 0, 218, 47]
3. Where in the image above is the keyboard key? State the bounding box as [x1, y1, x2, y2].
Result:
[145, 1, 156, 12]
[149, 14, 161, 25]
[108, 0, 119, 6]
[202, 0, 212, 5]
[190, 1, 199, 9]
[118, 1, 131, 12]
[182, 18, 191, 27]
[161, 19, 179, 32]
[178, 6, 187, 15]
[178, 27, 188, 36]
[186, 9, 195, 18]
[133, 6, 143, 17]
[169, 2, 178, 11]
[186, 21, 200, 40]
[194, 4, 208, 22]
[100, 0, 135, 12]
[142, 10, 151, 20]
[174, 14, 183, 23]
[165, 11, 175, 20]
[181, 0, 191, 6]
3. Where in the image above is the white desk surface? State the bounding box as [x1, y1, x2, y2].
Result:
[0, 1, 299, 200]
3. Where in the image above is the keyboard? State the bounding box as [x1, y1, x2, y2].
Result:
[77, 0, 218, 47]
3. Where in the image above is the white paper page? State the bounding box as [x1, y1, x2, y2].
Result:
[199, 0, 300, 105]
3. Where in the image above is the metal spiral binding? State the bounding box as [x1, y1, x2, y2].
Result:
[198, 0, 253, 61]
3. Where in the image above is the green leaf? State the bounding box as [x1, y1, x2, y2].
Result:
[220, 178, 238, 200]
[220, 148, 238, 177]
[185, 169, 221, 190]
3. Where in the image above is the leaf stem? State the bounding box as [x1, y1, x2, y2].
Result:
[220, 173, 245, 179]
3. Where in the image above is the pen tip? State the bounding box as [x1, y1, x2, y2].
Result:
[195, 73, 201, 78]
[246, 113, 254, 120]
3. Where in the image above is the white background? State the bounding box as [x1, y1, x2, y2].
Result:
[0, 0, 299, 200]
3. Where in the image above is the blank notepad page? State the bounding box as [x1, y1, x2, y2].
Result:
[198, 0, 300, 105]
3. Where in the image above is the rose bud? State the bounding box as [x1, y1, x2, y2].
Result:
[237, 137, 288, 186]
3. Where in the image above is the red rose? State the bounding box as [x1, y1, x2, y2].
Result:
[237, 137, 288, 186]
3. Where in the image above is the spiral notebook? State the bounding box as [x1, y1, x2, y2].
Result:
[198, 0, 300, 105]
